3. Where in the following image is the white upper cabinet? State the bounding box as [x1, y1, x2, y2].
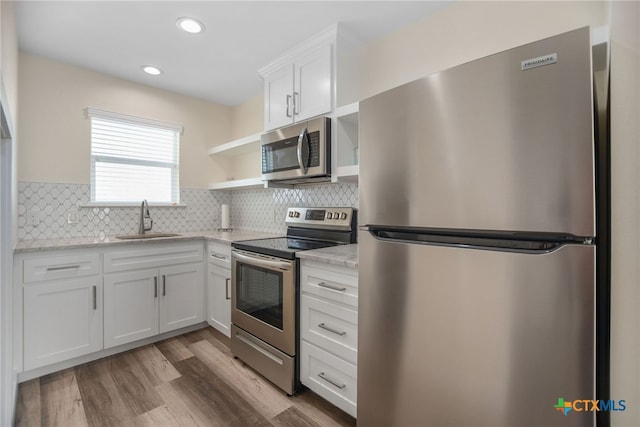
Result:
[264, 64, 297, 130]
[259, 26, 337, 131]
[294, 44, 333, 122]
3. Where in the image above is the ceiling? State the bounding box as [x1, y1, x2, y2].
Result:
[16, 1, 451, 106]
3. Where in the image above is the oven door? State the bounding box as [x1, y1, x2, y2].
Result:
[231, 249, 296, 355]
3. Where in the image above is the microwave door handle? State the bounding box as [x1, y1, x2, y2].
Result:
[297, 127, 309, 174]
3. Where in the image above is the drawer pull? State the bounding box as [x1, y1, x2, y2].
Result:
[46, 265, 80, 272]
[225, 278, 231, 300]
[211, 253, 228, 260]
[318, 323, 346, 336]
[92, 286, 97, 310]
[318, 372, 346, 389]
[154, 277, 158, 298]
[317, 281, 346, 292]
[162, 275, 166, 296]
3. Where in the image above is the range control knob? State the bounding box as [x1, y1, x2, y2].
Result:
[326, 212, 333, 219]
[294, 211, 300, 218]
[288, 211, 294, 217]
[333, 212, 340, 219]
[340, 212, 348, 220]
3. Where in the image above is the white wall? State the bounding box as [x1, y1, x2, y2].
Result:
[609, 1, 640, 426]
[18, 53, 232, 188]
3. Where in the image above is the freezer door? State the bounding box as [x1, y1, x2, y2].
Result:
[359, 27, 595, 237]
[358, 232, 595, 427]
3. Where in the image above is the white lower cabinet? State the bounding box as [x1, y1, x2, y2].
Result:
[103, 268, 159, 348]
[160, 263, 205, 333]
[16, 242, 207, 374]
[300, 260, 358, 417]
[23, 277, 103, 371]
[17, 250, 103, 371]
[206, 242, 232, 337]
[103, 244, 205, 349]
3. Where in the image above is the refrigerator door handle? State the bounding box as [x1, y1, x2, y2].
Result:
[363, 225, 579, 254]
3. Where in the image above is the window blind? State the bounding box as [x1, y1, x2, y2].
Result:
[87, 109, 181, 204]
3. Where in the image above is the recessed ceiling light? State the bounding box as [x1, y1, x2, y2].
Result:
[176, 17, 205, 34]
[142, 65, 162, 76]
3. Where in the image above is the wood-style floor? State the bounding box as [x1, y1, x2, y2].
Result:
[14, 327, 356, 427]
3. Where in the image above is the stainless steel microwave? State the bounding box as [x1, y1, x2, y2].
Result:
[261, 117, 330, 183]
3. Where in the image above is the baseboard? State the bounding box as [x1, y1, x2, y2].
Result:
[17, 322, 207, 383]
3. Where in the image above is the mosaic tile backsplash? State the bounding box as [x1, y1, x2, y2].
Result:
[18, 181, 358, 240]
[230, 182, 359, 234]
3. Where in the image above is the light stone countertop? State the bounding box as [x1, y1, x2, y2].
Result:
[13, 229, 283, 253]
[296, 243, 358, 269]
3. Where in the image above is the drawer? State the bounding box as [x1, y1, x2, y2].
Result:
[230, 325, 295, 395]
[104, 243, 203, 273]
[300, 340, 357, 418]
[23, 252, 100, 283]
[300, 295, 357, 364]
[207, 242, 231, 269]
[301, 264, 358, 308]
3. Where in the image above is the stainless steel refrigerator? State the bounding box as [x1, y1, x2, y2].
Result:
[358, 27, 608, 427]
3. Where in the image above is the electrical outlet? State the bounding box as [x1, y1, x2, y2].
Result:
[67, 209, 79, 224]
[27, 210, 40, 226]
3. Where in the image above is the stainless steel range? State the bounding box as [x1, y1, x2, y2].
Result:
[230, 207, 357, 395]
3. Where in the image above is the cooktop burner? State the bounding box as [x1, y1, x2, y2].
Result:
[231, 207, 357, 260]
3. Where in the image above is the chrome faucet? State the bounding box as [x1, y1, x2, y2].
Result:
[138, 199, 153, 234]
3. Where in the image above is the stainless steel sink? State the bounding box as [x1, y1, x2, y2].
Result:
[115, 233, 181, 240]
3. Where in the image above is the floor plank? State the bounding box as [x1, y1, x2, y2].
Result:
[291, 390, 356, 427]
[132, 403, 200, 427]
[39, 369, 88, 427]
[107, 351, 164, 416]
[14, 379, 41, 427]
[172, 356, 273, 427]
[154, 381, 213, 427]
[188, 339, 292, 420]
[75, 357, 136, 427]
[271, 406, 318, 427]
[155, 336, 194, 365]
[130, 344, 181, 386]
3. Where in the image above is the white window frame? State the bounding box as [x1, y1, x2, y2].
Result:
[86, 108, 183, 205]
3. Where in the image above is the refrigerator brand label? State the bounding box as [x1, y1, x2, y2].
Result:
[521, 53, 557, 71]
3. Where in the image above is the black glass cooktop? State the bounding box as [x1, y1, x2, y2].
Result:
[232, 237, 344, 260]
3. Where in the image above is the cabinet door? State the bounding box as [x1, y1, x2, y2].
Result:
[159, 263, 205, 334]
[104, 269, 158, 348]
[294, 43, 332, 122]
[23, 278, 102, 370]
[264, 64, 295, 131]
[207, 264, 231, 337]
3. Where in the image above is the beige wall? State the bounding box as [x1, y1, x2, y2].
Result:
[359, 1, 608, 100]
[609, 1, 640, 425]
[229, 1, 608, 180]
[18, 53, 232, 188]
[1, 1, 18, 131]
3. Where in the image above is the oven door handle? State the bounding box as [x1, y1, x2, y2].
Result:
[232, 251, 293, 271]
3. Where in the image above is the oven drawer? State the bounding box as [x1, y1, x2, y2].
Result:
[300, 294, 358, 364]
[230, 325, 295, 395]
[301, 263, 358, 309]
[300, 340, 357, 418]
